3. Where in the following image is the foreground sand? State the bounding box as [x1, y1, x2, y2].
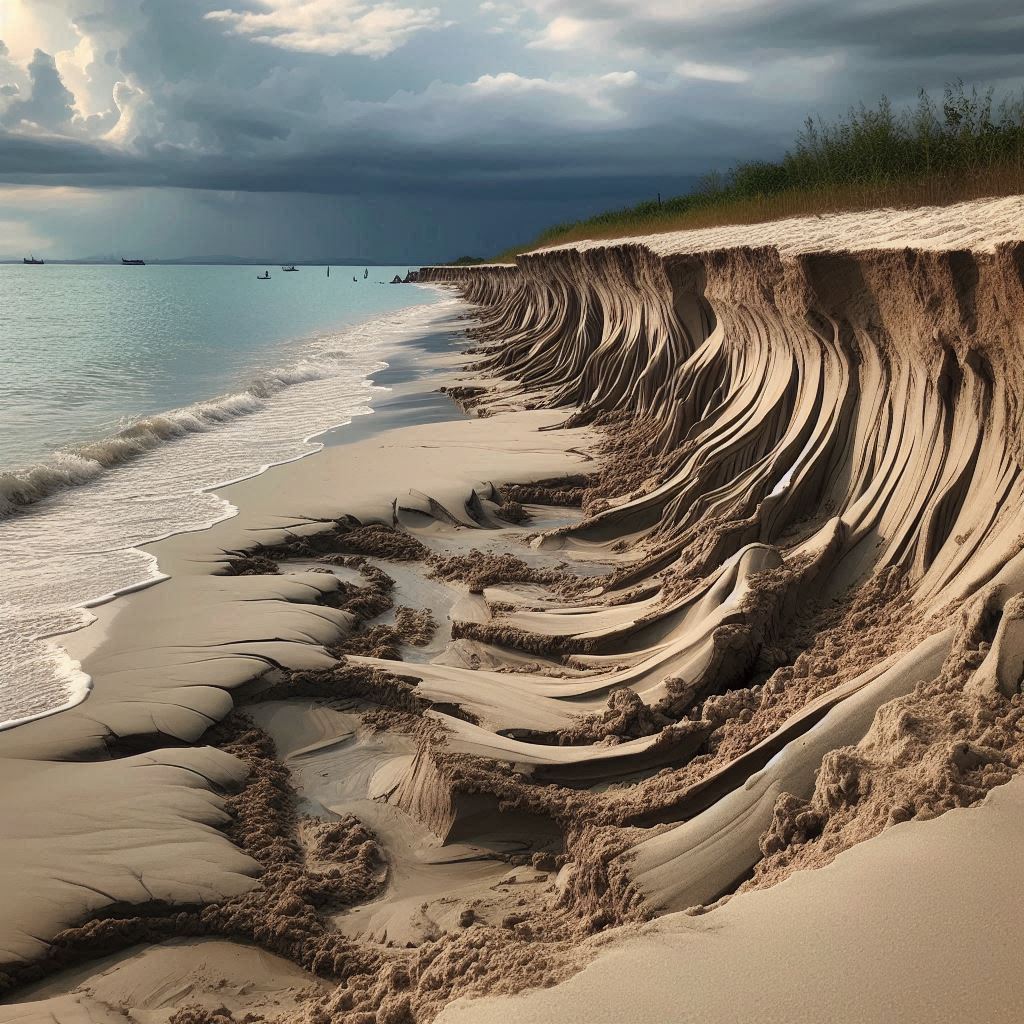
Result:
[4, 197, 1024, 1022]
[441, 775, 1024, 1024]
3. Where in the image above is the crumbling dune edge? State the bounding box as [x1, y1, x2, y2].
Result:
[4, 200, 1024, 1024]
[420, 200, 1024, 916]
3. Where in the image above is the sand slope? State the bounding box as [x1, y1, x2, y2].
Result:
[439, 773, 1024, 1024]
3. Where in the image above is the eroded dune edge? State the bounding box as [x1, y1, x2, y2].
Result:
[4, 199, 1024, 1023]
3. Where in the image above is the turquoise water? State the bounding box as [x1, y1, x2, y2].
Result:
[0, 264, 424, 467]
[0, 262, 449, 727]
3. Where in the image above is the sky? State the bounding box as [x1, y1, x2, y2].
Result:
[1, 0, 1023, 262]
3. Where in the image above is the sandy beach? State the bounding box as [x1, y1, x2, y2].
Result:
[3, 196, 1024, 1023]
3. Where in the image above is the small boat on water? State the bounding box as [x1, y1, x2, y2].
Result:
[121, 257, 145, 266]
[363, 268, 368, 279]
[257, 271, 271, 280]
[281, 265, 298, 272]
[23, 255, 44, 265]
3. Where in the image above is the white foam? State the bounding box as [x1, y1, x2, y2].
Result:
[0, 294, 460, 728]
[0, 350, 355, 516]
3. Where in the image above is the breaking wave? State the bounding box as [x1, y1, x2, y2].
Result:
[0, 353, 348, 516]
[0, 296, 454, 728]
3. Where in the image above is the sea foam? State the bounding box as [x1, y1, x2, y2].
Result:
[0, 352, 350, 516]
[0, 297, 456, 729]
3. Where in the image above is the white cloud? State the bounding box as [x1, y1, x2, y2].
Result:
[479, 0, 522, 33]
[384, 68, 644, 130]
[677, 60, 750, 83]
[102, 79, 155, 146]
[465, 69, 637, 107]
[527, 14, 594, 51]
[205, 0, 447, 58]
[54, 34, 96, 113]
[0, 0, 79, 64]
[600, 71, 639, 87]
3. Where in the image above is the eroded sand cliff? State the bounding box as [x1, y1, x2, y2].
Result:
[3, 197, 1024, 1023]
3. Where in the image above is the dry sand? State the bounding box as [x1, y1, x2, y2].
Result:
[3, 196, 1024, 1022]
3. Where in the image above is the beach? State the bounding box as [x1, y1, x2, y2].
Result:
[0, 266, 442, 729]
[3, 197, 1024, 1022]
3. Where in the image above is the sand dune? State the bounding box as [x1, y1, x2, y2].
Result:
[3, 197, 1024, 1021]
[420, 198, 1024, 920]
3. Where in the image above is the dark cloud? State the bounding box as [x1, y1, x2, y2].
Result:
[0, 117, 708, 203]
[532, 0, 1024, 101]
[4, 0, 1024, 257]
[2, 49, 76, 130]
[536, 0, 1024, 58]
[0, 130, 139, 178]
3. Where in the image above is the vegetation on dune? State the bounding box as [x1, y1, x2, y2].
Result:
[499, 81, 1024, 258]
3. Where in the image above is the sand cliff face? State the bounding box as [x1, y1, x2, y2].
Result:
[423, 240, 1024, 605]
[421, 224, 1024, 914]
[5, 202, 1024, 1023]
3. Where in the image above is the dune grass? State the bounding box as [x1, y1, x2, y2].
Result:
[494, 81, 1024, 260]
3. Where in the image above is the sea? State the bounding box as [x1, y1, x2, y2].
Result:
[0, 262, 446, 728]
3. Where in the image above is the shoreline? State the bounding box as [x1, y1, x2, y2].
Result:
[0, 293, 449, 731]
[56, 302, 477, 706]
[4, 197, 1024, 1022]
[52, 301, 479, 737]
[0, 297, 597, 1000]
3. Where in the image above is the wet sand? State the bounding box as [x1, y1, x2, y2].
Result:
[4, 197, 1024, 1022]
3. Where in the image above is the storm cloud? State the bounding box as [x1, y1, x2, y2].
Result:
[1, 0, 1023, 259]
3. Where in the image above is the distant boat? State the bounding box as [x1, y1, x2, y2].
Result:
[23, 255, 44, 265]
[326, 265, 330, 277]
[353, 275, 358, 282]
[363, 268, 368, 279]
[281, 265, 298, 272]
[121, 257, 145, 266]
[257, 271, 271, 280]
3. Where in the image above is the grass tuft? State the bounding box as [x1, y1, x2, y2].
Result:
[496, 80, 1024, 259]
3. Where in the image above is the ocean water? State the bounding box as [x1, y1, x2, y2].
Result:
[0, 263, 447, 727]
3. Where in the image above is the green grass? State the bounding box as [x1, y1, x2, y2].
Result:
[497, 81, 1024, 259]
